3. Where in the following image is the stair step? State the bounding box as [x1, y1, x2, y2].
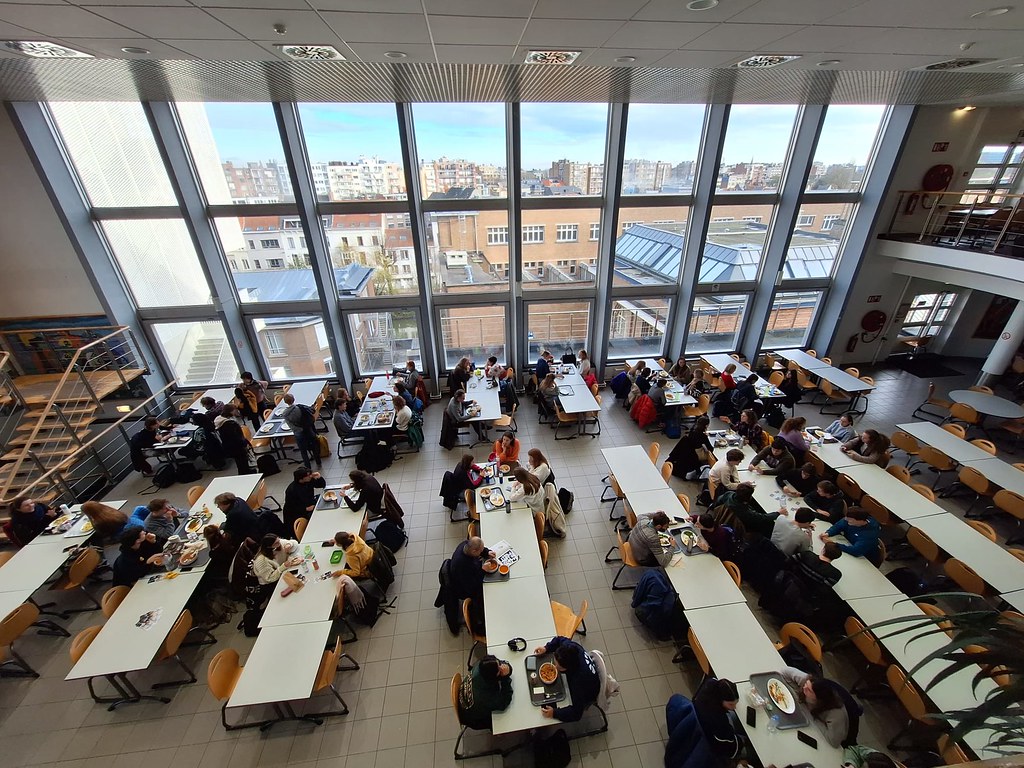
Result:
[15, 416, 95, 433]
[8, 429, 91, 447]
[3, 446, 80, 461]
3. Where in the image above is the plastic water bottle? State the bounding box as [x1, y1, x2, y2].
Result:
[767, 714, 780, 733]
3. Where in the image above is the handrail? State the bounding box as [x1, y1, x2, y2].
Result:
[885, 190, 1024, 254]
[0, 380, 176, 505]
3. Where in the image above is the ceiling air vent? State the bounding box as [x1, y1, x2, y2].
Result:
[923, 58, 995, 70]
[525, 50, 581, 64]
[3, 41, 93, 58]
[275, 44, 346, 61]
[734, 54, 801, 68]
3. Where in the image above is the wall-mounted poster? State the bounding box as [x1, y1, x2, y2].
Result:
[974, 296, 1019, 340]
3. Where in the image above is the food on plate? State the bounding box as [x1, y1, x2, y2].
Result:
[766, 677, 795, 714]
[681, 529, 698, 547]
[479, 488, 491, 498]
[185, 517, 203, 533]
[80, 520, 94, 534]
[322, 491, 338, 502]
[376, 413, 391, 424]
[49, 514, 74, 529]
[499, 464, 511, 473]
[488, 492, 505, 507]
[179, 550, 198, 566]
[482, 559, 499, 573]
[539, 662, 559, 684]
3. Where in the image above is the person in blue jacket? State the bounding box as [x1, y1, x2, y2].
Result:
[820, 506, 882, 566]
[534, 636, 601, 722]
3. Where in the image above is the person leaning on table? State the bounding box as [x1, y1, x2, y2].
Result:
[447, 389, 486, 440]
[776, 666, 852, 748]
[794, 541, 844, 595]
[508, 467, 545, 514]
[748, 438, 796, 476]
[534, 636, 601, 722]
[804, 479, 847, 525]
[628, 510, 675, 567]
[820, 506, 882, 566]
[143, 498, 179, 543]
[449, 536, 495, 634]
[776, 461, 820, 498]
[840, 429, 891, 468]
[770, 506, 816, 557]
[714, 483, 779, 539]
[458, 655, 513, 730]
[112, 526, 166, 587]
[330, 531, 374, 579]
[709, 448, 745, 499]
[693, 677, 744, 764]
[252, 533, 302, 585]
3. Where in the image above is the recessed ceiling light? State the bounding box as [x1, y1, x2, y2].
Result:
[687, 0, 720, 10]
[524, 50, 581, 64]
[970, 6, 1012, 17]
[120, 46, 150, 55]
[817, 59, 841, 66]
[3, 40, 93, 58]
[274, 44, 345, 60]
[614, 56, 637, 63]
[959, 105, 977, 111]
[384, 51, 407, 59]
[998, 62, 1024, 68]
[734, 54, 801, 69]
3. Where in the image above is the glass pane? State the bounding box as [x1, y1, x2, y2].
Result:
[978, 144, 1010, 164]
[438, 306, 507, 369]
[412, 103, 507, 198]
[177, 102, 292, 205]
[49, 102, 176, 208]
[614, 206, 691, 286]
[968, 167, 999, 186]
[687, 294, 748, 353]
[1010, 145, 1023, 164]
[521, 103, 608, 197]
[346, 310, 421, 376]
[699, 206, 776, 284]
[622, 104, 705, 194]
[151, 321, 235, 387]
[999, 167, 1018, 185]
[608, 298, 671, 359]
[423, 211, 509, 294]
[526, 303, 590, 361]
[718, 105, 798, 192]
[521, 209, 600, 291]
[101, 219, 210, 307]
[763, 291, 821, 349]
[806, 105, 886, 192]
[297, 103, 406, 202]
[785, 201, 856, 279]
[252, 315, 334, 380]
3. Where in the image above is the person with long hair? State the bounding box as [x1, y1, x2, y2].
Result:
[81, 500, 129, 540]
[779, 368, 802, 408]
[719, 362, 738, 390]
[252, 533, 302, 585]
[734, 408, 765, 448]
[329, 530, 374, 579]
[577, 349, 592, 378]
[342, 469, 384, 518]
[449, 357, 472, 397]
[527, 448, 554, 486]
[693, 677, 744, 762]
[667, 415, 712, 478]
[6, 496, 56, 545]
[508, 466, 544, 514]
[779, 667, 851, 748]
[778, 416, 810, 461]
[538, 373, 559, 410]
[490, 430, 520, 464]
[841, 429, 891, 467]
[112, 526, 165, 587]
[452, 452, 484, 494]
[668, 355, 692, 384]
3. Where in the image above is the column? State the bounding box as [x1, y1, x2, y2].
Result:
[980, 300, 1024, 384]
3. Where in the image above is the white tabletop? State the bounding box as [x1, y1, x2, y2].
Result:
[255, 418, 293, 438]
[806, 438, 866, 469]
[67, 571, 203, 679]
[477, 503, 545, 579]
[554, 372, 600, 414]
[774, 349, 829, 370]
[229, 620, 332, 708]
[189, 475, 263, 515]
[684, 603, 784, 684]
[841, 464, 947, 521]
[186, 387, 236, 410]
[665, 553, 746, 609]
[0, 590, 30, 622]
[809, 521, 903, 601]
[464, 375, 503, 422]
[962, 457, 1024, 496]
[601, 446, 665, 493]
[483, 574, 556, 643]
[302, 491, 365, 544]
[260, 558, 344, 628]
[813, 366, 875, 393]
[909, 513, 1024, 594]
[283, 380, 328, 408]
[737, 681, 845, 767]
[896, 421, 994, 464]
[625, 358, 668, 373]
[1000, 588, 1024, 613]
[487, 637, 569, 736]
[623, 488, 689, 520]
[0, 536, 77, 594]
[949, 389, 1024, 419]
[700, 354, 782, 397]
[27, 499, 130, 545]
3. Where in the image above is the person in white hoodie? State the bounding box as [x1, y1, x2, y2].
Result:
[709, 448, 744, 500]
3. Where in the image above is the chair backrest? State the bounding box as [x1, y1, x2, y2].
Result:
[207, 648, 242, 702]
[261, 409, 273, 420]
[687, 627, 712, 677]
[617, 530, 638, 568]
[965, 519, 997, 542]
[0, 601, 40, 646]
[462, 599, 485, 642]
[768, 371, 784, 386]
[609, 474, 624, 499]
[907, 527, 941, 565]
[69, 625, 102, 664]
[247, 479, 266, 510]
[676, 493, 691, 514]
[539, 539, 548, 568]
[647, 442, 661, 464]
[464, 489, 478, 519]
[624, 501, 638, 530]
[806, 452, 826, 478]
[969, 438, 997, 455]
[860, 495, 891, 526]
[916, 602, 953, 635]
[910, 483, 936, 502]
[779, 622, 822, 663]
[886, 665, 932, 724]
[919, 445, 955, 472]
[467, 521, 479, 539]
[836, 473, 862, 501]
[886, 465, 911, 484]
[938, 735, 971, 764]
[187, 485, 206, 507]
[821, 357, 832, 365]
[68, 547, 102, 587]
[941, 423, 967, 439]
[0, 551, 12, 568]
[949, 403, 980, 425]
[707, 473, 720, 500]
[968, 385, 994, 395]
[945, 557, 986, 595]
[661, 462, 673, 483]
[806, 349, 817, 357]
[723, 560, 741, 587]
[1015, 463, 1024, 473]
[451, 672, 463, 723]
[294, 517, 308, 540]
[101, 585, 130, 618]
[163, 609, 193, 657]
[844, 616, 885, 667]
[891, 431, 920, 455]
[958, 466, 991, 496]
[533, 511, 544, 542]
[1008, 547, 1024, 565]
[315, 637, 341, 693]
[844, 367, 860, 377]
[859, 376, 875, 387]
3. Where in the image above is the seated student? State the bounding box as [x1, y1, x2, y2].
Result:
[647, 375, 668, 412]
[628, 360, 648, 384]
[805, 480, 847, 524]
[393, 381, 415, 410]
[252, 534, 303, 585]
[779, 369, 802, 408]
[777, 667, 852, 749]
[719, 363, 738, 391]
[692, 513, 734, 559]
[393, 394, 413, 437]
[820, 507, 882, 565]
[731, 374, 759, 412]
[113, 527, 166, 586]
[534, 636, 601, 722]
[537, 373, 559, 411]
[457, 655, 513, 729]
[283, 467, 326, 534]
[447, 389, 486, 440]
[777, 416, 810, 462]
[449, 357, 472, 397]
[794, 541, 844, 594]
[777, 462, 819, 498]
[490, 430, 520, 464]
[215, 404, 255, 475]
[749, 439, 796, 477]
[508, 468, 545, 514]
[668, 416, 712, 479]
[771, 507, 816, 557]
[80, 501, 129, 541]
[333, 398, 355, 441]
[201, 525, 236, 584]
[401, 359, 421, 393]
[693, 677, 744, 763]
[709, 448, 745, 499]
[714, 483, 779, 539]
[841, 429, 891, 468]
[825, 413, 856, 443]
[577, 350, 592, 379]
[733, 409, 764, 448]
[451, 453, 485, 500]
[535, 350, 553, 381]
[527, 448, 555, 486]
[449, 536, 496, 604]
[215, 491, 261, 545]
[129, 416, 165, 475]
[342, 469, 384, 518]
[684, 369, 709, 398]
[628, 511, 675, 567]
[143, 498, 179, 542]
[635, 367, 653, 396]
[6, 496, 57, 546]
[330, 531, 374, 579]
[668, 356, 692, 384]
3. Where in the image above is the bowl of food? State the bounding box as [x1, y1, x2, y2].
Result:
[179, 550, 198, 566]
[323, 491, 338, 503]
[489, 492, 505, 507]
[538, 662, 559, 685]
[185, 517, 203, 534]
[498, 564, 510, 576]
[482, 559, 499, 574]
[479, 488, 491, 498]
[499, 464, 511, 474]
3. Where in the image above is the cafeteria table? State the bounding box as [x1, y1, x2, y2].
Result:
[189, 475, 262, 518]
[464, 374, 503, 446]
[962, 457, 1024, 496]
[259, 545, 346, 628]
[949, 389, 1024, 420]
[666, 552, 746, 609]
[601, 445, 665, 493]
[909, 513, 1024, 594]
[700, 353, 783, 397]
[840, 464, 948, 521]
[477, 503, 545, 578]
[253, 418, 299, 461]
[774, 349, 829, 370]
[276, 379, 328, 410]
[488, 636, 568, 736]
[737, 681, 845, 767]
[622, 487, 689, 519]
[554, 371, 600, 414]
[683, 603, 785, 683]
[806, 437, 867, 469]
[483, 574, 556, 643]
[25, 498, 129, 546]
[185, 387, 236, 410]
[810, 521, 903, 601]
[352, 375, 398, 432]
[896, 421, 994, 464]
[300, 489, 365, 545]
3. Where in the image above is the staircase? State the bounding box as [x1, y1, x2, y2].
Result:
[186, 335, 230, 384]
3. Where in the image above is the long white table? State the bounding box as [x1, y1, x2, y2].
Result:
[554, 371, 600, 415]
[812, 366, 875, 394]
[683, 603, 785, 683]
[806, 437, 866, 469]
[487, 636, 565, 736]
[271, 379, 328, 417]
[623, 488, 688, 520]
[189, 475, 262, 516]
[774, 349, 829, 370]
[666, 553, 746, 609]
[962, 457, 1024, 496]
[737, 681, 844, 767]
[186, 387, 236, 410]
[464, 374, 503, 422]
[910, 513, 1024, 594]
[624, 359, 696, 407]
[0, 535, 77, 600]
[700, 353, 783, 398]
[25, 499, 129, 546]
[300, 488, 366, 545]
[353, 375, 397, 432]
[841, 464, 947, 521]
[601, 446, 665, 493]
[229, 620, 332, 708]
[476, 504, 545, 578]
[896, 421, 994, 464]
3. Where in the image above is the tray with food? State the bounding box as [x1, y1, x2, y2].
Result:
[174, 543, 211, 572]
[482, 490, 507, 510]
[481, 558, 511, 582]
[356, 413, 374, 427]
[320, 489, 340, 507]
[525, 653, 567, 706]
[669, 524, 708, 556]
[45, 512, 79, 535]
[748, 672, 810, 730]
[376, 412, 393, 425]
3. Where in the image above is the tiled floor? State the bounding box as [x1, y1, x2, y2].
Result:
[1, 358, 1013, 768]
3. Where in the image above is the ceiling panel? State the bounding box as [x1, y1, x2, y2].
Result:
[781, 53, 940, 71]
[320, 11, 430, 44]
[434, 44, 518, 65]
[307, 0, 423, 10]
[164, 39, 281, 60]
[653, 50, 749, 68]
[825, 0, 1024, 30]
[602, 21, 716, 50]
[204, 8, 341, 42]
[731, 0, 870, 25]
[519, 18, 624, 48]
[428, 16, 528, 46]
[344, 41, 436, 63]
[684, 22, 807, 52]
[635, 0, 761, 23]
[424, 0, 535, 17]
[0, 5, 136, 38]
[68, 0, 191, 5]
[82, 6, 242, 40]
[837, 27, 1024, 58]
[758, 25, 872, 54]
[61, 37, 197, 59]
[532, 0, 648, 21]
[581, 49, 675, 68]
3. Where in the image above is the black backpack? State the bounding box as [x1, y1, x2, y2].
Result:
[256, 453, 280, 476]
[153, 463, 177, 488]
[356, 441, 394, 473]
[557, 487, 574, 514]
[297, 403, 317, 430]
[372, 519, 407, 552]
[765, 403, 786, 428]
[175, 462, 202, 484]
[367, 541, 397, 591]
[534, 728, 571, 768]
[257, 509, 288, 538]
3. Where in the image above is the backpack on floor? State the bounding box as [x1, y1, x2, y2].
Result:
[356, 441, 394, 473]
[175, 462, 202, 484]
[557, 487, 574, 514]
[256, 453, 280, 476]
[317, 434, 330, 458]
[239, 607, 262, 637]
[372, 519, 407, 552]
[764, 403, 786, 429]
[534, 728, 571, 768]
[153, 463, 177, 488]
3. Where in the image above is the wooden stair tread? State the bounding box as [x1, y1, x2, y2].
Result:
[15, 417, 95, 432]
[12, 369, 145, 406]
[7, 429, 91, 447]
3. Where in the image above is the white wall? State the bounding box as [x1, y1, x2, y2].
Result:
[0, 107, 105, 319]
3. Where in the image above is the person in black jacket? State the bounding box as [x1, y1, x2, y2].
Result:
[804, 480, 847, 524]
[776, 462, 819, 497]
[667, 416, 712, 478]
[283, 467, 326, 533]
[216, 404, 255, 475]
[129, 416, 164, 474]
[342, 469, 384, 518]
[693, 677, 744, 764]
[7, 496, 56, 545]
[112, 526, 166, 586]
[535, 636, 601, 722]
[215, 492, 261, 545]
[450, 536, 495, 603]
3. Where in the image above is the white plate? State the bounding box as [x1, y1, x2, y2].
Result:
[766, 677, 796, 714]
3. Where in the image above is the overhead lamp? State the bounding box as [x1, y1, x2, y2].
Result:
[384, 51, 407, 59]
[970, 6, 1012, 18]
[817, 59, 841, 66]
[115, 405, 132, 413]
[3, 40, 93, 58]
[687, 0, 720, 9]
[614, 56, 637, 63]
[121, 46, 150, 55]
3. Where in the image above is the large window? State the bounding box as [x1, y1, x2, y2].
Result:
[698, 206, 776, 284]
[527, 304, 590, 361]
[962, 143, 1023, 202]
[412, 103, 507, 198]
[899, 292, 959, 339]
[763, 291, 822, 348]
[346, 310, 421, 376]
[297, 103, 406, 201]
[806, 105, 886, 192]
[622, 104, 705, 194]
[607, 298, 670, 359]
[522, 209, 600, 291]
[424, 211, 509, 293]
[521, 103, 608, 196]
[102, 219, 210, 307]
[615, 206, 690, 286]
[177, 103, 292, 205]
[687, 294, 748, 353]
[438, 306, 506, 369]
[151, 321, 234, 387]
[717, 105, 798, 192]
[785, 202, 856, 278]
[252, 316, 332, 380]
[49, 102, 177, 208]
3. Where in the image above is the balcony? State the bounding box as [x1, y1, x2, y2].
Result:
[882, 190, 1024, 258]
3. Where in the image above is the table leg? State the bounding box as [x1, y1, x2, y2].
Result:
[107, 673, 170, 710]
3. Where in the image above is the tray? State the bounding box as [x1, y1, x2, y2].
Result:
[172, 545, 211, 573]
[669, 525, 708, 557]
[174, 513, 211, 538]
[557, 385, 574, 397]
[482, 568, 511, 583]
[525, 653, 566, 706]
[482, 492, 507, 511]
[749, 672, 810, 730]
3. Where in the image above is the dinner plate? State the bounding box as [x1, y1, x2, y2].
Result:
[489, 492, 506, 506]
[499, 464, 511, 473]
[48, 514, 74, 530]
[479, 488, 491, 498]
[179, 550, 198, 566]
[766, 677, 796, 714]
[185, 517, 204, 534]
[80, 520, 94, 534]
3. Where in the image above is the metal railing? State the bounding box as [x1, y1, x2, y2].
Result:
[0, 323, 128, 376]
[884, 190, 1024, 255]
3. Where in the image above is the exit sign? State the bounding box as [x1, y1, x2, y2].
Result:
[932, 142, 949, 152]
[867, 295, 881, 303]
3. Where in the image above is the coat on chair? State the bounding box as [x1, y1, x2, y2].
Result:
[630, 394, 658, 429]
[664, 694, 714, 768]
